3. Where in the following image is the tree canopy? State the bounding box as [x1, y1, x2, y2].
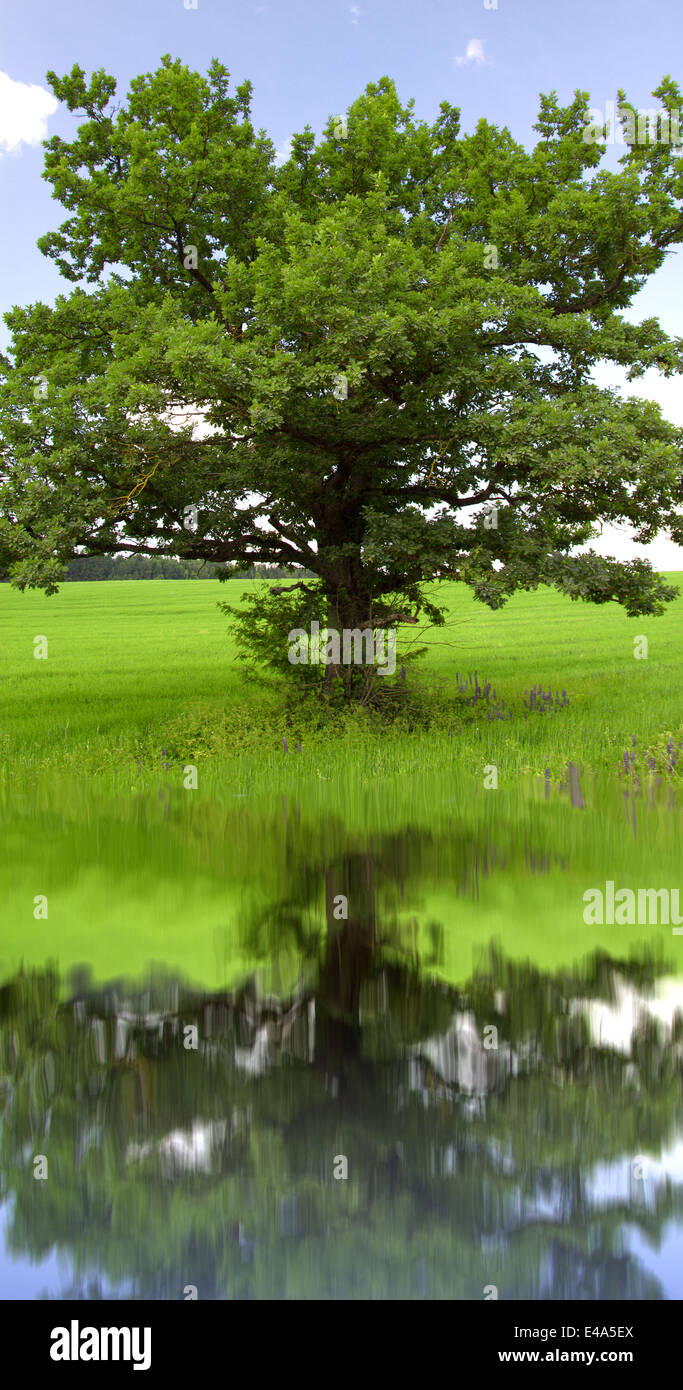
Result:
[1, 57, 682, 671]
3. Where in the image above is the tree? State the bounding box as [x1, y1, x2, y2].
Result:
[1, 58, 682, 692]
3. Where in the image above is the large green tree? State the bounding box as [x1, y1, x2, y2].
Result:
[1, 58, 682, 667]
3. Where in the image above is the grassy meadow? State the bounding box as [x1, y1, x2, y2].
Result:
[1, 574, 682, 788]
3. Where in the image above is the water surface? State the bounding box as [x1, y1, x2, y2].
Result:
[1, 776, 681, 1299]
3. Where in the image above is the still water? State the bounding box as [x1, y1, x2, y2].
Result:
[0, 777, 681, 1299]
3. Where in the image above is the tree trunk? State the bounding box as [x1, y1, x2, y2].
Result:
[314, 856, 376, 1067]
[322, 577, 375, 699]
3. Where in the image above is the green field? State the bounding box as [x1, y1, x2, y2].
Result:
[1, 575, 682, 785]
[1, 576, 681, 991]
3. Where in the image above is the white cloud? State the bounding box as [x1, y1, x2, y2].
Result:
[0, 71, 58, 155]
[349, 4, 361, 24]
[273, 136, 293, 167]
[455, 39, 486, 68]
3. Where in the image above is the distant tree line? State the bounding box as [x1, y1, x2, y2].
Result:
[0, 555, 314, 581]
[65, 554, 213, 579]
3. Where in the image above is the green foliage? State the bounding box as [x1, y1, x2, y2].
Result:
[219, 581, 327, 688]
[160, 699, 282, 762]
[541, 552, 679, 616]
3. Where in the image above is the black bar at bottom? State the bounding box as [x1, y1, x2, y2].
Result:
[1, 1298, 674, 1377]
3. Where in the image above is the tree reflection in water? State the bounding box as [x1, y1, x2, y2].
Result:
[1, 832, 681, 1300]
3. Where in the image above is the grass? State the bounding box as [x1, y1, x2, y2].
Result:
[0, 574, 681, 786]
[0, 575, 681, 991]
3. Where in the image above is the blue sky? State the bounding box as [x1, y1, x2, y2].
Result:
[1, 0, 682, 564]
